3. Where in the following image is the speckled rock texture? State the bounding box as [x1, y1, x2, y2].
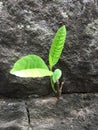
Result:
[0, 93, 98, 130]
[0, 0, 98, 97]
[0, 99, 28, 130]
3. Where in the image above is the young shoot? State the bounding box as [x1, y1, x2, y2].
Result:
[10, 25, 67, 98]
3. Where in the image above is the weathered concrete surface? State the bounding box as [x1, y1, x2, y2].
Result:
[0, 0, 98, 97]
[0, 99, 28, 130]
[0, 93, 98, 130]
[28, 93, 98, 130]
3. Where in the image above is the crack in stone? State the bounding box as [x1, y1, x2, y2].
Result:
[25, 101, 32, 130]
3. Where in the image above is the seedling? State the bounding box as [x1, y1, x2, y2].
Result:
[10, 25, 66, 98]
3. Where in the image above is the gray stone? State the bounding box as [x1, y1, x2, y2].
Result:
[0, 93, 98, 130]
[0, 99, 28, 130]
[0, 0, 98, 97]
[28, 93, 98, 130]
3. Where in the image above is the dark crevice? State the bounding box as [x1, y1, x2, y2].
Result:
[25, 101, 33, 130]
[25, 101, 31, 127]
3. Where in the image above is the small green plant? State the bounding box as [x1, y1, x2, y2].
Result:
[10, 25, 66, 98]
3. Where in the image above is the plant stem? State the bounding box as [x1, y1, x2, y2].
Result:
[56, 80, 61, 98]
[49, 66, 57, 93]
[50, 77, 57, 93]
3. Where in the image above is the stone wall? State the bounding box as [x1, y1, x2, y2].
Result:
[0, 0, 98, 97]
[0, 94, 98, 130]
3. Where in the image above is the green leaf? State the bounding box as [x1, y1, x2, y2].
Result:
[10, 54, 53, 78]
[49, 25, 66, 69]
[52, 69, 62, 83]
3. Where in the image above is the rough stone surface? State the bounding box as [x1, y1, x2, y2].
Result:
[0, 99, 28, 130]
[0, 0, 98, 97]
[1, 93, 97, 130]
[28, 93, 98, 130]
